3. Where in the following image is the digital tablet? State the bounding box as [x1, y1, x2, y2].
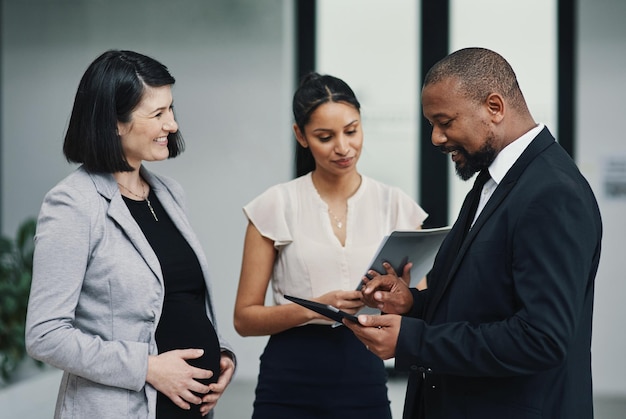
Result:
[284, 295, 359, 324]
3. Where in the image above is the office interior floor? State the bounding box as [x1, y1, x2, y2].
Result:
[1, 367, 625, 418]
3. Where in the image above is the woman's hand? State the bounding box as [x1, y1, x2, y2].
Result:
[198, 353, 236, 416]
[146, 349, 213, 410]
[313, 289, 364, 317]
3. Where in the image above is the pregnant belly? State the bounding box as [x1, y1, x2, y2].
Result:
[156, 298, 221, 384]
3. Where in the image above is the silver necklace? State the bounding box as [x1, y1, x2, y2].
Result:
[328, 207, 345, 229]
[118, 181, 159, 221]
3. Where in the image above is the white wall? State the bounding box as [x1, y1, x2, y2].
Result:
[1, 0, 294, 380]
[577, 0, 626, 396]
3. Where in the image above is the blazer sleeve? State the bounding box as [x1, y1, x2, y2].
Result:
[405, 288, 430, 318]
[395, 173, 601, 377]
[25, 182, 149, 391]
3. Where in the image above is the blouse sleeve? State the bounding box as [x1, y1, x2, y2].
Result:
[243, 185, 293, 248]
[392, 187, 429, 230]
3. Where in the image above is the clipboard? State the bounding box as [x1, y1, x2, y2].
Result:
[355, 227, 451, 316]
[284, 295, 359, 323]
[357, 226, 451, 290]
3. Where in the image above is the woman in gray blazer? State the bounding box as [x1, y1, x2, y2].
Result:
[25, 50, 236, 418]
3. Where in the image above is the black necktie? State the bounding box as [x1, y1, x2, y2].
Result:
[463, 169, 491, 239]
[429, 169, 492, 307]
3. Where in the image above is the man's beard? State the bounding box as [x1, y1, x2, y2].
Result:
[449, 138, 497, 181]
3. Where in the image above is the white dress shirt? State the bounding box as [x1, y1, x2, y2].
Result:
[472, 123, 545, 226]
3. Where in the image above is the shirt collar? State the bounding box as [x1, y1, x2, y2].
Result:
[488, 123, 544, 184]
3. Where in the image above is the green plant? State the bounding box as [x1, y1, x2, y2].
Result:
[0, 217, 37, 382]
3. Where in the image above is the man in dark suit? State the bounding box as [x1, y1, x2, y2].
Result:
[345, 47, 602, 418]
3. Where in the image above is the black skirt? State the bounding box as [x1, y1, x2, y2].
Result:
[252, 324, 392, 419]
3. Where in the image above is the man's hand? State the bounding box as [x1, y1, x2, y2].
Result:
[360, 262, 414, 314]
[343, 314, 402, 360]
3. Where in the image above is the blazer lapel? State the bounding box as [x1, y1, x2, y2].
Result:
[90, 171, 164, 285]
[425, 128, 556, 320]
[141, 169, 218, 320]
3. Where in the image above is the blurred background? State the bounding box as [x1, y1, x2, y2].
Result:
[1, 0, 625, 417]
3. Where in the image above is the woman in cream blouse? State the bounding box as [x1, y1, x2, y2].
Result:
[234, 73, 427, 419]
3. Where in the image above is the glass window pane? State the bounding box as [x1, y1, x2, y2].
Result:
[449, 0, 557, 220]
[317, 0, 420, 199]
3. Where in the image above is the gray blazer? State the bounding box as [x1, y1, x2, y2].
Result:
[25, 166, 235, 419]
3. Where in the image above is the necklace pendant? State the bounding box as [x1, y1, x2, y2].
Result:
[328, 208, 345, 230]
[146, 198, 159, 222]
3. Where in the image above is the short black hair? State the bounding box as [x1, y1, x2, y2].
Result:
[63, 50, 185, 172]
[292, 72, 361, 177]
[424, 47, 526, 111]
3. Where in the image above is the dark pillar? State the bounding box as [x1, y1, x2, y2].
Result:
[558, 0, 576, 158]
[419, 0, 450, 228]
[295, 0, 316, 83]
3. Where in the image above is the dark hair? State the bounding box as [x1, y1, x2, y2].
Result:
[293, 72, 361, 177]
[423, 47, 526, 111]
[63, 50, 185, 172]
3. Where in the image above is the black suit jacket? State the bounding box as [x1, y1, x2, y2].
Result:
[395, 128, 602, 419]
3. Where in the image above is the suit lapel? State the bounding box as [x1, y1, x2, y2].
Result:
[425, 128, 556, 321]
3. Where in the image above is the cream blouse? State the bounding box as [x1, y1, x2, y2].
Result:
[243, 173, 428, 323]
